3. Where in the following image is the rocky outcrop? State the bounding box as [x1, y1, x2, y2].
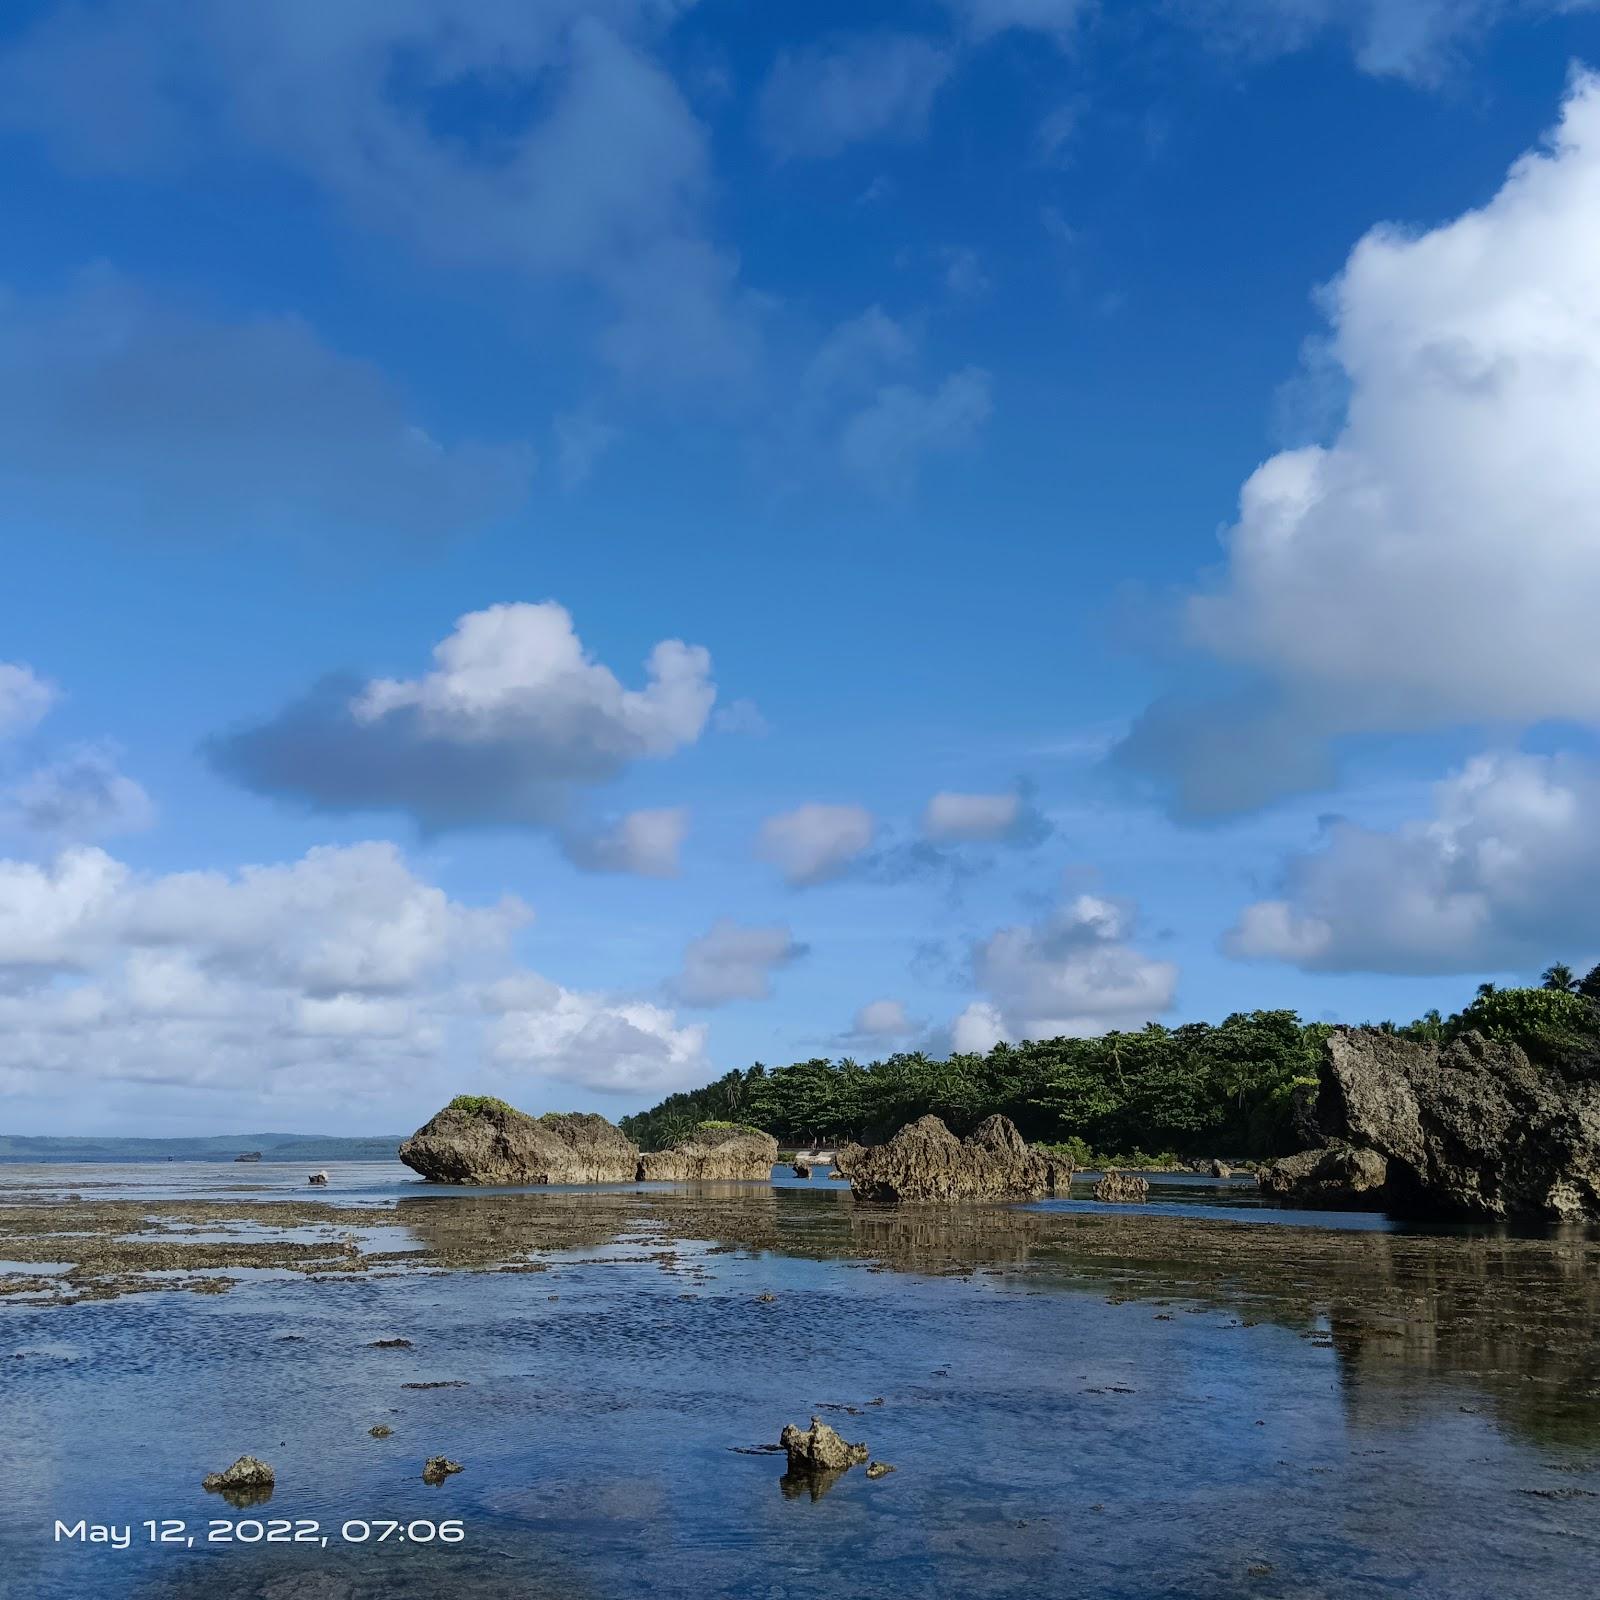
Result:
[791, 1161, 812, 1178]
[636, 1123, 778, 1181]
[1209, 1160, 1232, 1180]
[780, 1416, 869, 1475]
[1093, 1170, 1150, 1203]
[399, 1100, 639, 1186]
[845, 1115, 1071, 1202]
[307, 1171, 328, 1186]
[1259, 1028, 1600, 1220]
[422, 1456, 463, 1484]
[203, 1456, 274, 1494]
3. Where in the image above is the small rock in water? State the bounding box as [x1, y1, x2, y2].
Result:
[307, 1171, 329, 1187]
[369, 1338, 412, 1349]
[422, 1456, 464, 1484]
[779, 1416, 869, 1475]
[202, 1456, 275, 1493]
[756, 1292, 777, 1303]
[369, 1425, 392, 1438]
[866, 1461, 896, 1479]
[1094, 1170, 1150, 1204]
[1211, 1160, 1232, 1179]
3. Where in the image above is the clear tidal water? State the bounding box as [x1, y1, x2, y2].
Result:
[3, 1162, 1599, 1599]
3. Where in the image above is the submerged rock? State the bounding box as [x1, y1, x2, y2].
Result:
[368, 1425, 392, 1438]
[202, 1456, 275, 1494]
[422, 1456, 463, 1484]
[845, 1115, 1071, 1202]
[1094, 1171, 1150, 1204]
[865, 1461, 896, 1479]
[1260, 1028, 1600, 1220]
[399, 1100, 639, 1186]
[792, 1161, 812, 1178]
[637, 1123, 778, 1182]
[780, 1416, 869, 1474]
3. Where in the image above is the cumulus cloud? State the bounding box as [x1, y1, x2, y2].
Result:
[561, 808, 688, 878]
[209, 601, 716, 834]
[758, 804, 876, 887]
[1119, 73, 1600, 813]
[1226, 751, 1600, 975]
[852, 998, 919, 1039]
[758, 33, 952, 160]
[966, 888, 1178, 1040]
[0, 2, 759, 388]
[922, 787, 1050, 845]
[483, 975, 707, 1095]
[2, 744, 155, 841]
[671, 919, 806, 1007]
[950, 1000, 1008, 1053]
[0, 839, 708, 1102]
[0, 662, 55, 739]
[0, 269, 532, 546]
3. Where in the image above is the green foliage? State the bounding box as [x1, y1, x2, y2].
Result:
[446, 1094, 518, 1117]
[1444, 985, 1598, 1061]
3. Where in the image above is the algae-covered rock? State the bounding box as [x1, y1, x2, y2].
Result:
[636, 1122, 778, 1181]
[845, 1115, 1071, 1202]
[202, 1456, 275, 1494]
[422, 1456, 463, 1484]
[1093, 1170, 1150, 1204]
[779, 1416, 869, 1474]
[399, 1098, 638, 1186]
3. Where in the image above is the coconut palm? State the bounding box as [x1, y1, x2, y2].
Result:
[1541, 963, 1579, 993]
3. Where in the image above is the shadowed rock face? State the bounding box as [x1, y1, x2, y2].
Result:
[846, 1114, 1071, 1202]
[636, 1123, 778, 1181]
[1261, 1028, 1600, 1220]
[399, 1105, 639, 1186]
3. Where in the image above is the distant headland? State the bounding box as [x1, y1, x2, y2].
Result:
[0, 1133, 404, 1164]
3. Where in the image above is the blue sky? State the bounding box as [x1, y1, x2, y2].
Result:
[4, 0, 1600, 1135]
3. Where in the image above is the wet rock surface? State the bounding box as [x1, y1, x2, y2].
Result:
[421, 1456, 463, 1485]
[846, 1115, 1071, 1202]
[1094, 1171, 1151, 1204]
[399, 1103, 639, 1187]
[1260, 1028, 1600, 1219]
[780, 1416, 870, 1474]
[636, 1123, 778, 1181]
[202, 1456, 274, 1494]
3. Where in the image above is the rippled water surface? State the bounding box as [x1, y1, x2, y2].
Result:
[4, 1162, 1599, 1599]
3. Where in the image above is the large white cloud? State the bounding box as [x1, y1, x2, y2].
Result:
[0, 2, 758, 388]
[210, 601, 715, 837]
[0, 270, 532, 546]
[0, 839, 709, 1104]
[671, 919, 806, 1007]
[1121, 72, 1600, 812]
[758, 804, 876, 887]
[1227, 751, 1600, 974]
[965, 888, 1179, 1040]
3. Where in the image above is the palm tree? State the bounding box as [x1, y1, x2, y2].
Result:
[1541, 963, 1579, 993]
[1476, 982, 1497, 998]
[1581, 964, 1600, 1003]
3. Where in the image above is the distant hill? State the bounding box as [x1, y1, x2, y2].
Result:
[0, 1133, 404, 1164]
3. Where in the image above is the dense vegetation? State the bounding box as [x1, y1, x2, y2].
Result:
[620, 971, 1600, 1163]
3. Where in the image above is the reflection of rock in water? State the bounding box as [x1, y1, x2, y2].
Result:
[1322, 1228, 1600, 1448]
[846, 1202, 1049, 1275]
[780, 1467, 846, 1501]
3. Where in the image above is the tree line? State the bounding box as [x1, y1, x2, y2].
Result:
[619, 971, 1600, 1163]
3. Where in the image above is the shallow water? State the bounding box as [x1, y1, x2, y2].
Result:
[3, 1163, 1599, 1599]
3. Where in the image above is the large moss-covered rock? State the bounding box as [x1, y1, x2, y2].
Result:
[1259, 1028, 1600, 1220]
[636, 1122, 778, 1181]
[399, 1099, 638, 1186]
[846, 1114, 1071, 1202]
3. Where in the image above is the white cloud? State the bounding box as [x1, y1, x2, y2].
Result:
[1122, 73, 1600, 811]
[0, 269, 532, 545]
[0, 663, 56, 740]
[969, 888, 1178, 1039]
[923, 790, 1021, 842]
[758, 803, 876, 886]
[853, 998, 918, 1038]
[1227, 751, 1600, 974]
[839, 366, 993, 497]
[950, 1000, 1009, 1053]
[2, 744, 154, 841]
[486, 979, 708, 1095]
[211, 601, 717, 833]
[0, 3, 758, 389]
[672, 918, 806, 1006]
[758, 33, 952, 160]
[562, 808, 688, 878]
[0, 838, 708, 1103]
